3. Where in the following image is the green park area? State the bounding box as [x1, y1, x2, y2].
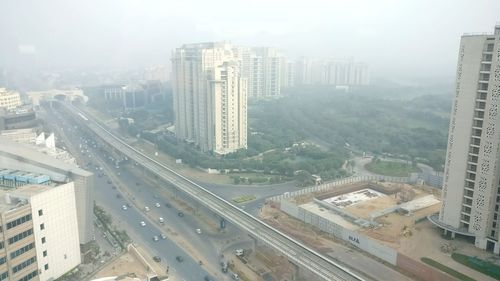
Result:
[88, 83, 451, 185]
[365, 159, 422, 177]
[452, 253, 500, 280]
[232, 195, 257, 203]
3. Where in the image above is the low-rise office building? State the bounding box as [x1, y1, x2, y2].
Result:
[0, 89, 21, 111]
[0, 138, 94, 251]
[0, 176, 81, 281]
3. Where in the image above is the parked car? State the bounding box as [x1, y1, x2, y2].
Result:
[176, 256, 183, 262]
[153, 256, 161, 262]
[221, 262, 228, 273]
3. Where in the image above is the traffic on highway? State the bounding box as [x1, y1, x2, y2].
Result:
[44, 105, 244, 281]
[56, 100, 365, 281]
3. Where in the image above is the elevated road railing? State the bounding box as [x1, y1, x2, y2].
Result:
[60, 101, 366, 281]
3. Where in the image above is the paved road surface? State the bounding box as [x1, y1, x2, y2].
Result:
[46, 107, 221, 281]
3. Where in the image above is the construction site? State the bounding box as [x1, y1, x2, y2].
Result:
[261, 180, 473, 281]
[280, 181, 441, 245]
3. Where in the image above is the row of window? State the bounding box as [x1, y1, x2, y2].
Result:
[7, 214, 32, 230]
[0, 256, 5, 266]
[0, 242, 3, 250]
[18, 270, 37, 281]
[10, 242, 35, 260]
[8, 229, 33, 245]
[13, 256, 36, 273]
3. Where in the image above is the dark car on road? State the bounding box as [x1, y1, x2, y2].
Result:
[176, 256, 183, 262]
[153, 256, 161, 262]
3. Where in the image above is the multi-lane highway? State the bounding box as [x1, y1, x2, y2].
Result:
[44, 105, 224, 280]
[59, 101, 366, 281]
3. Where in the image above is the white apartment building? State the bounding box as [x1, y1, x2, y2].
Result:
[240, 47, 282, 99]
[0, 88, 21, 110]
[430, 25, 500, 253]
[172, 43, 248, 155]
[294, 58, 370, 86]
[280, 58, 295, 89]
[0, 181, 81, 281]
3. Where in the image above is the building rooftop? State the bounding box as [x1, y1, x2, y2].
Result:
[0, 184, 54, 213]
[300, 202, 359, 230]
[0, 88, 19, 96]
[323, 188, 386, 209]
[399, 195, 440, 213]
[0, 168, 51, 184]
[0, 137, 91, 178]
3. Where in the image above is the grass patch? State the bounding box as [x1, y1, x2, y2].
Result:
[452, 253, 500, 280]
[232, 195, 257, 203]
[365, 160, 421, 177]
[421, 257, 475, 281]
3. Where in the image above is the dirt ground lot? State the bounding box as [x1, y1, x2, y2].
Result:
[259, 203, 412, 280]
[397, 220, 498, 281]
[93, 252, 149, 279]
[92, 245, 168, 280]
[359, 203, 441, 247]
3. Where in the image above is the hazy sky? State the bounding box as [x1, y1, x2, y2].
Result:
[0, 0, 498, 79]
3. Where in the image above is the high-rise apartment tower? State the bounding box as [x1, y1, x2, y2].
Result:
[171, 43, 248, 155]
[431, 25, 500, 253]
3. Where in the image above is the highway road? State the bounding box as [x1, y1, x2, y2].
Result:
[45, 106, 221, 281]
[57, 101, 366, 281]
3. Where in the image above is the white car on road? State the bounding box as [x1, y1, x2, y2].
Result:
[140, 221, 146, 227]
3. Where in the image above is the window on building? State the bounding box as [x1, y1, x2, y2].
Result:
[38, 209, 43, 216]
[44, 264, 49, 270]
[41, 237, 46, 244]
[8, 229, 33, 245]
[10, 243, 35, 260]
[43, 250, 47, 257]
[0, 271, 7, 281]
[6, 214, 32, 230]
[40, 223, 44, 231]
[17, 270, 37, 281]
[12, 256, 36, 273]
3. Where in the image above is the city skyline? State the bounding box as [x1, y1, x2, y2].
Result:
[1, 2, 500, 281]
